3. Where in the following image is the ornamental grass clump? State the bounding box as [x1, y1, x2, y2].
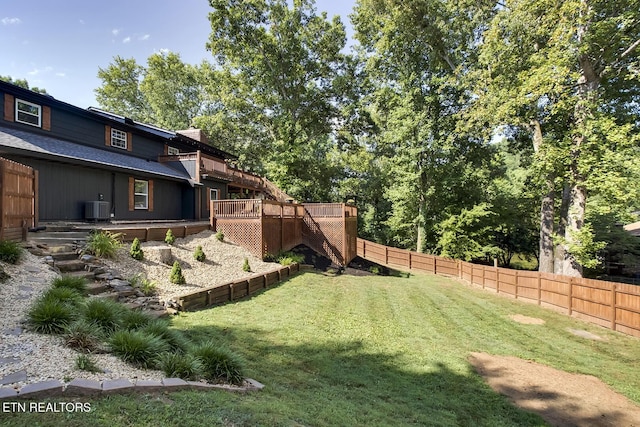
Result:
[0, 239, 22, 264]
[191, 341, 246, 385]
[52, 275, 88, 294]
[215, 230, 224, 242]
[81, 298, 125, 334]
[140, 319, 190, 353]
[170, 261, 186, 284]
[242, 258, 251, 272]
[109, 329, 170, 368]
[129, 237, 144, 261]
[28, 297, 78, 334]
[84, 230, 122, 258]
[64, 319, 105, 352]
[41, 287, 85, 307]
[156, 352, 203, 381]
[165, 229, 176, 245]
[120, 309, 154, 331]
[193, 245, 206, 262]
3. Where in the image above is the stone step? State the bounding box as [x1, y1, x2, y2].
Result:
[55, 259, 86, 273]
[50, 251, 79, 262]
[86, 282, 109, 295]
[63, 270, 96, 281]
[91, 293, 119, 301]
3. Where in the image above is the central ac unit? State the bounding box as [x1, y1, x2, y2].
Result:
[85, 201, 110, 221]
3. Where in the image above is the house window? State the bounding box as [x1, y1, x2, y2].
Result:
[210, 188, 219, 201]
[111, 128, 127, 149]
[167, 146, 180, 155]
[15, 99, 41, 127]
[134, 179, 148, 209]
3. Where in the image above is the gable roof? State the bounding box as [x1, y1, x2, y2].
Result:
[0, 125, 197, 184]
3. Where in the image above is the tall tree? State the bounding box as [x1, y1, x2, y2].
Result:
[471, 0, 640, 276]
[1, 75, 48, 94]
[204, 0, 347, 201]
[95, 56, 149, 120]
[352, 0, 495, 252]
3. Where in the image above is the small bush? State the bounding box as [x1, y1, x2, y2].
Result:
[84, 231, 122, 258]
[64, 319, 104, 352]
[140, 319, 190, 353]
[215, 230, 224, 242]
[129, 237, 144, 261]
[81, 298, 125, 333]
[191, 341, 245, 385]
[42, 287, 84, 307]
[165, 229, 176, 245]
[156, 352, 203, 381]
[276, 251, 305, 266]
[109, 330, 170, 368]
[0, 240, 22, 264]
[242, 258, 251, 272]
[52, 276, 88, 294]
[170, 261, 186, 284]
[28, 298, 78, 334]
[121, 310, 154, 331]
[193, 245, 206, 262]
[75, 354, 102, 373]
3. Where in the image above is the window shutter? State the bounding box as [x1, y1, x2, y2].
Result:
[42, 106, 51, 131]
[105, 125, 111, 147]
[148, 180, 154, 212]
[4, 94, 14, 122]
[127, 132, 133, 152]
[128, 177, 134, 211]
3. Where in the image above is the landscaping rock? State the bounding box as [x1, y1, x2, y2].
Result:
[0, 371, 27, 385]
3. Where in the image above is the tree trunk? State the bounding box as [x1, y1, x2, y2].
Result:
[416, 195, 426, 253]
[554, 184, 571, 275]
[562, 183, 586, 277]
[530, 119, 555, 273]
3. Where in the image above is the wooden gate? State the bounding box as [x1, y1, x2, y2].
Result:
[0, 157, 37, 241]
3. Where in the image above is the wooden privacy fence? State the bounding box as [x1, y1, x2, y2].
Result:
[211, 200, 357, 266]
[172, 263, 301, 311]
[0, 157, 37, 241]
[357, 238, 640, 338]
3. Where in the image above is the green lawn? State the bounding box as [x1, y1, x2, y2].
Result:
[4, 271, 640, 426]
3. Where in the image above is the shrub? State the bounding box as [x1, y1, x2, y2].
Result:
[276, 251, 305, 266]
[129, 237, 144, 260]
[52, 276, 88, 294]
[84, 230, 122, 258]
[75, 354, 102, 373]
[140, 319, 190, 353]
[242, 258, 251, 272]
[109, 330, 169, 368]
[165, 229, 176, 245]
[81, 298, 125, 334]
[215, 230, 224, 242]
[42, 287, 84, 307]
[170, 261, 186, 284]
[191, 341, 245, 385]
[193, 245, 206, 262]
[28, 298, 78, 334]
[156, 352, 203, 381]
[121, 310, 154, 331]
[0, 240, 22, 264]
[64, 319, 104, 352]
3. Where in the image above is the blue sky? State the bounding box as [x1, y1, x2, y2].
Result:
[1, 0, 356, 108]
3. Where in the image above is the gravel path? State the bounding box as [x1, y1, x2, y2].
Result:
[0, 231, 278, 389]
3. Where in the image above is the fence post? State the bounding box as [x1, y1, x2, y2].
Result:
[568, 278, 573, 315]
[537, 273, 542, 306]
[515, 270, 519, 299]
[611, 284, 617, 331]
[229, 283, 234, 302]
[385, 246, 388, 265]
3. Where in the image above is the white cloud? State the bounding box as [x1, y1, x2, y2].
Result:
[112, 28, 120, 36]
[55, 72, 66, 78]
[139, 34, 150, 41]
[122, 36, 131, 44]
[2, 17, 21, 25]
[79, 19, 85, 25]
[27, 66, 53, 76]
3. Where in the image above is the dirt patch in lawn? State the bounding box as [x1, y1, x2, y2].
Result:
[469, 352, 640, 426]
[509, 314, 546, 325]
